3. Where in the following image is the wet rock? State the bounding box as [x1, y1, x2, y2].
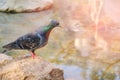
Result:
[0, 54, 13, 66]
[0, 57, 64, 80]
[0, 0, 53, 13]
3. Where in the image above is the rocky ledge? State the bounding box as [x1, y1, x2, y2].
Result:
[0, 54, 64, 80]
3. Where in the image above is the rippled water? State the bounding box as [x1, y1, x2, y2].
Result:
[0, 10, 120, 80]
[58, 62, 120, 80]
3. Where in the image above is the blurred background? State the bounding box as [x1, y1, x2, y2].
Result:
[0, 0, 120, 80]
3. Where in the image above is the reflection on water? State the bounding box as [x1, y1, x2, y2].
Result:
[0, 9, 120, 80]
[57, 60, 120, 80]
[57, 65, 83, 80]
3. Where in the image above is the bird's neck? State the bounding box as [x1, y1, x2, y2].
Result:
[43, 25, 54, 39]
[44, 24, 53, 32]
[44, 29, 52, 40]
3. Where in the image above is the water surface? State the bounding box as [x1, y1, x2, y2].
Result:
[0, 10, 120, 80]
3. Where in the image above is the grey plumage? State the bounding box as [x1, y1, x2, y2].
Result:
[2, 20, 60, 55]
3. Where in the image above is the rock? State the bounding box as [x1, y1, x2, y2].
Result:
[0, 54, 13, 66]
[0, 57, 64, 80]
[0, 0, 53, 13]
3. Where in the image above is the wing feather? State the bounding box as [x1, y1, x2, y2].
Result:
[16, 33, 42, 50]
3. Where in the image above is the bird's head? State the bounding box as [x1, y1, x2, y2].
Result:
[38, 20, 60, 35]
[50, 20, 60, 27]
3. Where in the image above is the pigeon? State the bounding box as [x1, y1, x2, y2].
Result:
[2, 20, 60, 58]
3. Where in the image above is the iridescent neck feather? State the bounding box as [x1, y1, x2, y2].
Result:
[43, 24, 55, 39]
[43, 24, 53, 32]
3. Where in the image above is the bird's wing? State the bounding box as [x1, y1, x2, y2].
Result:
[16, 33, 42, 50]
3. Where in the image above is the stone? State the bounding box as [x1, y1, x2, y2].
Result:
[0, 0, 53, 12]
[0, 54, 13, 66]
[0, 57, 64, 80]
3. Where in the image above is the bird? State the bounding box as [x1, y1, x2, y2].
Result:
[2, 20, 60, 58]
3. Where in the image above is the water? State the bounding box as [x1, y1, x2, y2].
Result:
[57, 60, 120, 80]
[0, 9, 120, 80]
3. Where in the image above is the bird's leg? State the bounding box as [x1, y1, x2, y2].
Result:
[31, 52, 36, 59]
[31, 50, 36, 59]
[31, 53, 36, 59]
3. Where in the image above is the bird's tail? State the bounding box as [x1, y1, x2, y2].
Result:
[2, 42, 13, 49]
[1, 42, 14, 53]
[1, 49, 10, 53]
[2, 41, 19, 49]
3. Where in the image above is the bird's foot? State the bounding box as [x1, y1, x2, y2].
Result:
[31, 53, 36, 59]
